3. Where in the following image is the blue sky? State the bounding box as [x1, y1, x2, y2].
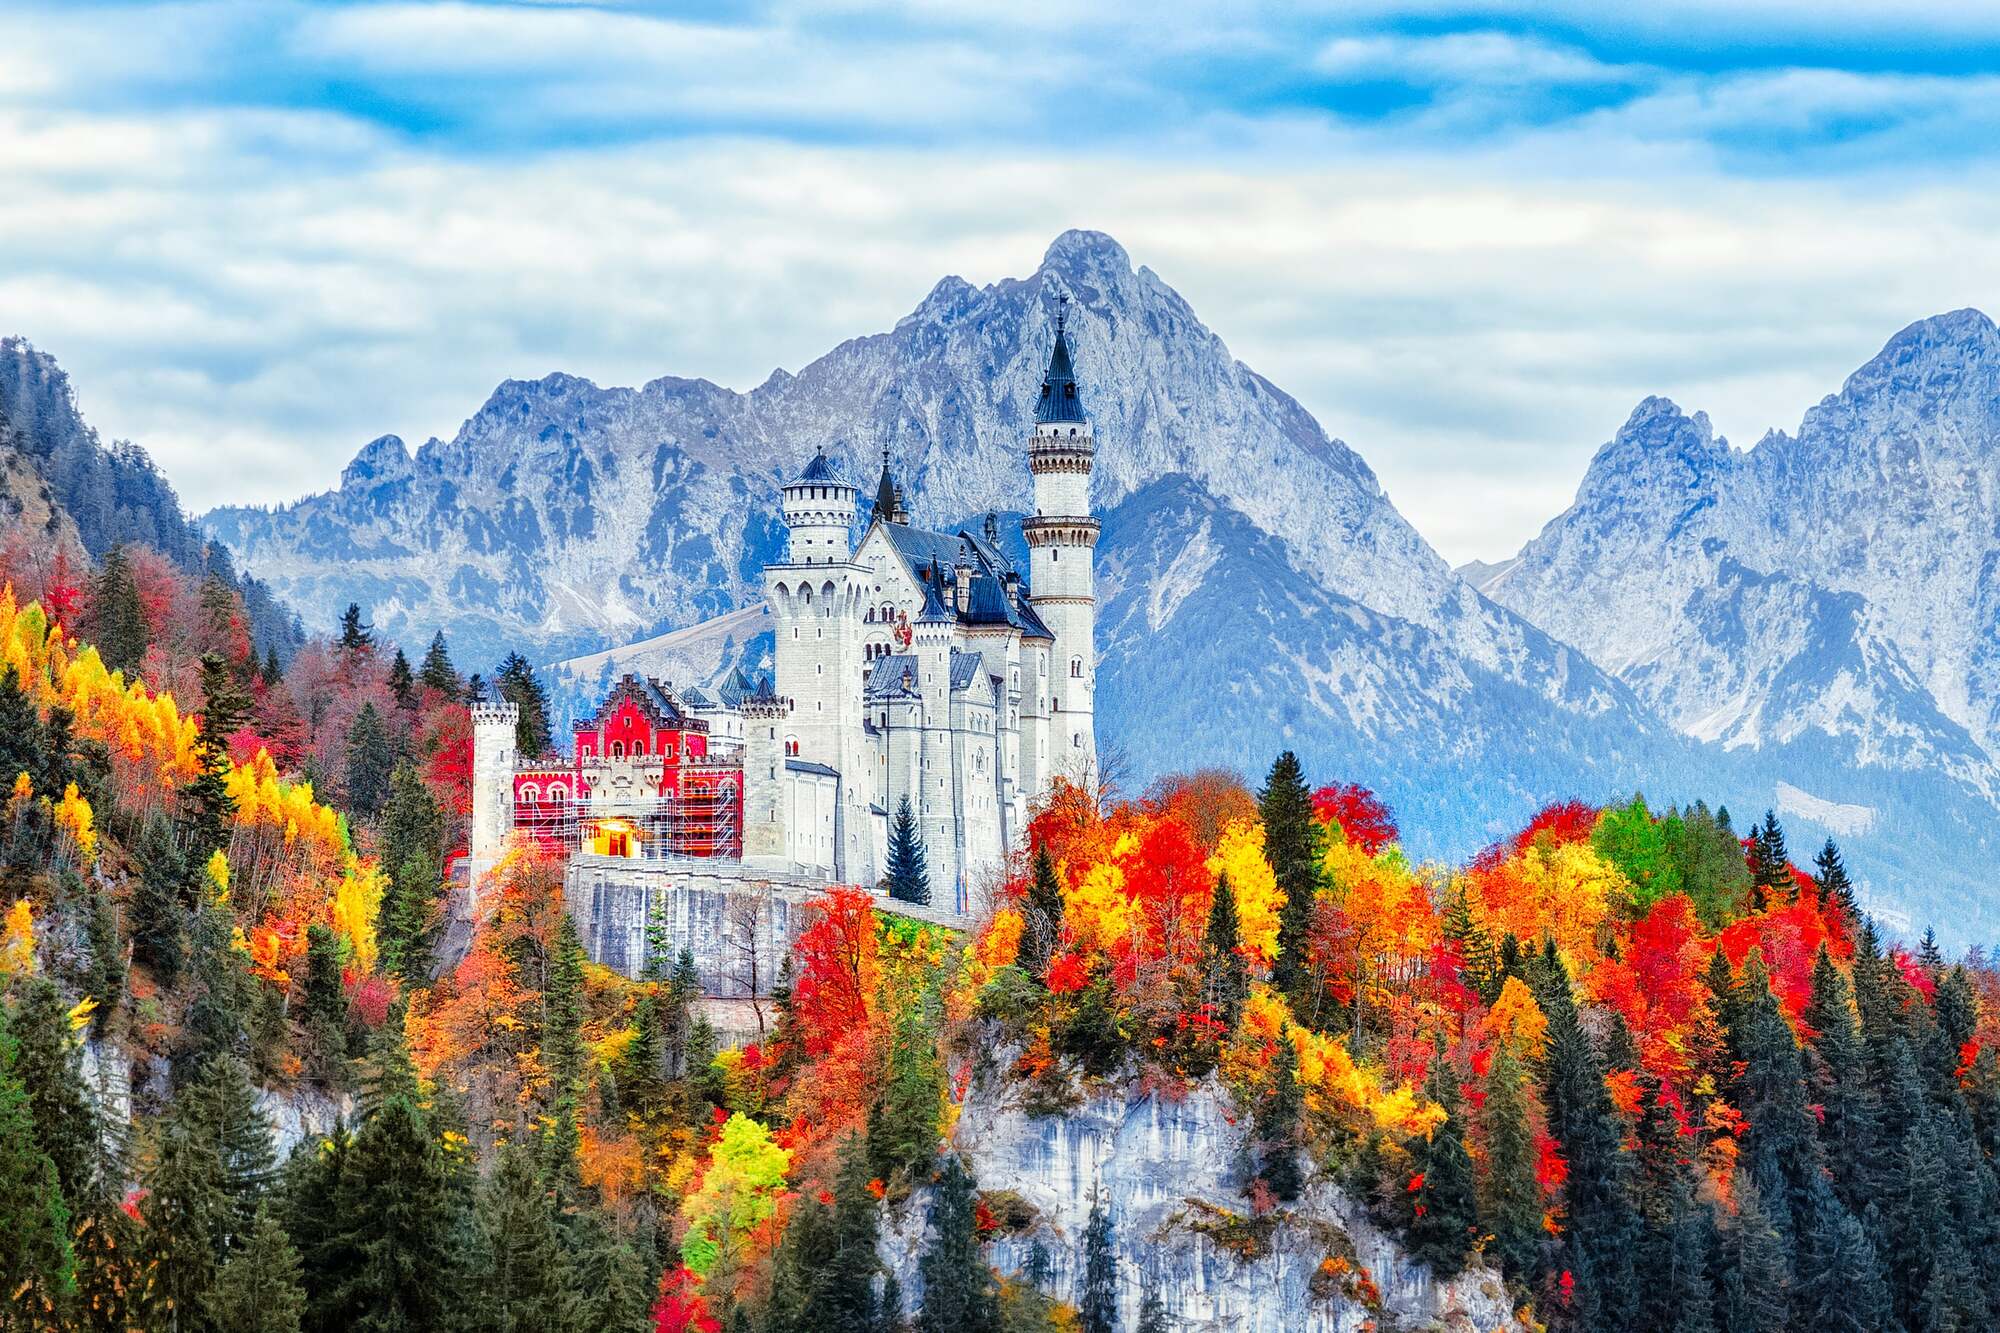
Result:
[6, 0, 2000, 562]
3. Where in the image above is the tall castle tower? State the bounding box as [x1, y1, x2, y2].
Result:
[764, 447, 875, 880]
[1024, 302, 1099, 784]
[469, 699, 520, 893]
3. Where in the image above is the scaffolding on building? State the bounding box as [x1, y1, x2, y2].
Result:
[511, 762, 743, 862]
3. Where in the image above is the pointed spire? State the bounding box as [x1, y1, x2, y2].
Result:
[873, 447, 900, 523]
[1036, 294, 1086, 424]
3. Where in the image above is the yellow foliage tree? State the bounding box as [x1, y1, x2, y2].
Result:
[1207, 818, 1282, 966]
[1, 898, 35, 976]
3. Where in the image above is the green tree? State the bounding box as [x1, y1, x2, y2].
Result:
[336, 603, 374, 657]
[1019, 842, 1064, 980]
[476, 1141, 579, 1333]
[1811, 838, 1856, 924]
[8, 975, 99, 1206]
[1538, 962, 1640, 1330]
[1590, 794, 1681, 908]
[1475, 1045, 1542, 1280]
[1134, 1289, 1168, 1333]
[1403, 1055, 1479, 1277]
[343, 703, 395, 820]
[83, 887, 124, 1034]
[202, 1205, 306, 1333]
[131, 819, 190, 987]
[183, 650, 247, 856]
[1202, 871, 1249, 1026]
[1792, 1177, 1890, 1333]
[869, 998, 943, 1184]
[1714, 1175, 1793, 1333]
[93, 544, 149, 675]
[1440, 883, 1499, 1003]
[1665, 800, 1752, 926]
[386, 648, 416, 709]
[182, 1055, 278, 1245]
[1259, 752, 1324, 1010]
[1078, 1191, 1117, 1333]
[1252, 1026, 1305, 1201]
[301, 924, 349, 1081]
[540, 913, 589, 1205]
[183, 890, 252, 1070]
[1749, 810, 1792, 906]
[1801, 947, 1882, 1211]
[495, 653, 553, 756]
[418, 632, 461, 697]
[884, 797, 932, 907]
[140, 1100, 230, 1331]
[917, 1156, 997, 1333]
[0, 1006, 74, 1326]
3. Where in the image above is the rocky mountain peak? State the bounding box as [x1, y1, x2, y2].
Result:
[340, 434, 414, 489]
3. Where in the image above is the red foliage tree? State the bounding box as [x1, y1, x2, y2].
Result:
[1311, 783, 1398, 854]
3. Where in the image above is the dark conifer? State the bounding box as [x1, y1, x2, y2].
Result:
[335, 603, 374, 656]
[869, 999, 943, 1184]
[0, 1007, 74, 1325]
[1202, 871, 1248, 1026]
[131, 820, 189, 987]
[540, 912, 588, 1205]
[181, 1054, 278, 1245]
[1134, 1288, 1169, 1333]
[386, 648, 416, 709]
[824, 1134, 884, 1331]
[1792, 1177, 1891, 1333]
[916, 1155, 997, 1333]
[342, 703, 394, 820]
[1801, 948, 1881, 1210]
[1404, 1053, 1479, 1277]
[310, 1096, 466, 1332]
[1020, 842, 1064, 979]
[1078, 1190, 1117, 1333]
[1714, 1175, 1792, 1333]
[1811, 838, 1856, 924]
[884, 796, 932, 906]
[202, 1205, 306, 1333]
[1253, 1026, 1306, 1201]
[1475, 1044, 1542, 1281]
[8, 975, 99, 1206]
[92, 545, 149, 675]
[477, 1141, 579, 1333]
[139, 1098, 230, 1329]
[300, 924, 348, 1081]
[1259, 752, 1323, 1009]
[494, 653, 553, 756]
[418, 632, 460, 697]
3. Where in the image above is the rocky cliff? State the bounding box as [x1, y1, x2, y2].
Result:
[880, 1066, 1515, 1333]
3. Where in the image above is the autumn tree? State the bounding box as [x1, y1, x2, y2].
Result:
[1020, 843, 1065, 980]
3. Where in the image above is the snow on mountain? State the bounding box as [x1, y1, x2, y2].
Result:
[210, 230, 1696, 864]
[1484, 311, 2000, 936]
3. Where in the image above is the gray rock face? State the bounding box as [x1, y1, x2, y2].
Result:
[881, 1068, 1513, 1333]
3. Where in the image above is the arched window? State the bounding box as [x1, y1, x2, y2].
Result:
[633, 737, 647, 756]
[1070, 657, 1083, 678]
[520, 784, 539, 804]
[611, 741, 625, 758]
[549, 785, 568, 804]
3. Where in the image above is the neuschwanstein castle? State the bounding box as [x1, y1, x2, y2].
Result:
[469, 314, 1099, 907]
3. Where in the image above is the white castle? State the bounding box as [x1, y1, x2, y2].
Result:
[470, 312, 1098, 908]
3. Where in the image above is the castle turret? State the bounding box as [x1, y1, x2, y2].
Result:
[913, 563, 960, 896]
[766, 448, 875, 882]
[740, 681, 792, 870]
[470, 699, 520, 893]
[1024, 303, 1099, 786]
[782, 447, 858, 564]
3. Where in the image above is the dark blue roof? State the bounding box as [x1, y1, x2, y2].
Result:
[786, 758, 839, 779]
[718, 667, 755, 708]
[864, 654, 921, 700]
[1013, 589, 1055, 641]
[964, 572, 1011, 625]
[794, 448, 844, 484]
[948, 650, 983, 691]
[1035, 320, 1086, 424]
[916, 568, 954, 623]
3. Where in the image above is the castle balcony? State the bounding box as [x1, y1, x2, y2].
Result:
[1021, 515, 1101, 548]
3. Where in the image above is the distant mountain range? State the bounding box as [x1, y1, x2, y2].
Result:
[3, 230, 1984, 941]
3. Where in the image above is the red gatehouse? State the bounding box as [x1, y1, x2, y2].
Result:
[510, 673, 743, 859]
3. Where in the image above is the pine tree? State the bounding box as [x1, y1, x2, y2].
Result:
[183, 892, 251, 1070]
[540, 912, 588, 1205]
[1475, 1045, 1542, 1281]
[140, 1100, 230, 1331]
[1538, 962, 1640, 1329]
[1811, 838, 1856, 924]
[309, 1096, 467, 1332]
[477, 1141, 579, 1333]
[418, 632, 460, 698]
[564, 1210, 652, 1333]
[0, 1007, 74, 1326]
[1801, 947, 1882, 1210]
[1404, 1054, 1479, 1277]
[495, 652, 553, 756]
[1201, 871, 1248, 1026]
[181, 1055, 278, 1246]
[1260, 752, 1324, 1010]
[1714, 1175, 1792, 1333]
[1019, 842, 1064, 979]
[336, 603, 374, 656]
[183, 651, 248, 855]
[1792, 1177, 1890, 1333]
[917, 1156, 997, 1333]
[1078, 1190, 1116, 1333]
[1441, 884, 1499, 1003]
[300, 924, 348, 1081]
[0, 665, 48, 792]
[1253, 1026, 1305, 1201]
[377, 761, 444, 967]
[131, 820, 190, 987]
[263, 645, 284, 687]
[93, 545, 149, 675]
[1730, 953, 1820, 1237]
[869, 999, 943, 1184]
[202, 1205, 306, 1333]
[343, 703, 395, 820]
[8, 975, 99, 1207]
[823, 1134, 883, 1331]
[82, 888, 122, 1035]
[386, 648, 416, 709]
[884, 797, 932, 906]
[1750, 810, 1792, 906]
[1134, 1288, 1168, 1333]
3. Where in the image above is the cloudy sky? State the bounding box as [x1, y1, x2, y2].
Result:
[6, 1, 2000, 564]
